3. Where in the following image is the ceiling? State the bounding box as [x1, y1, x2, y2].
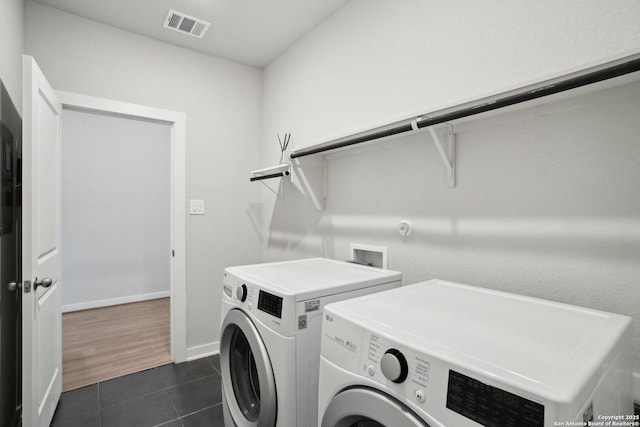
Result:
[32, 0, 351, 68]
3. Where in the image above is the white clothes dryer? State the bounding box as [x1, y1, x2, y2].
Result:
[318, 279, 633, 427]
[219, 258, 402, 427]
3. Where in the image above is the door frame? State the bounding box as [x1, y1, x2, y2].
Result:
[55, 91, 187, 363]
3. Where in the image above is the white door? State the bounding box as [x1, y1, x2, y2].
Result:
[22, 55, 63, 427]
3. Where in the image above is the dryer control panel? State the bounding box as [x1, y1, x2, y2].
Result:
[358, 330, 546, 427]
[446, 370, 544, 427]
[360, 332, 432, 407]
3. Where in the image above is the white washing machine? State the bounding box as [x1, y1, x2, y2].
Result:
[319, 279, 634, 427]
[220, 258, 402, 427]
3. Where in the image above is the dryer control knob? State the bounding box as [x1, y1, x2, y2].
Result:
[236, 284, 248, 302]
[381, 349, 408, 383]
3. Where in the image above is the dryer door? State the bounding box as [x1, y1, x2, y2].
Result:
[321, 388, 429, 427]
[220, 309, 277, 427]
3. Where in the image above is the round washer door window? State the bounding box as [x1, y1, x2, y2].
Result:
[229, 326, 262, 420]
[221, 309, 277, 427]
[322, 388, 428, 427]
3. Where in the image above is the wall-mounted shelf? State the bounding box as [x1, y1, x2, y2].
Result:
[281, 54, 640, 209]
[289, 54, 640, 172]
[250, 163, 291, 182]
[250, 163, 291, 202]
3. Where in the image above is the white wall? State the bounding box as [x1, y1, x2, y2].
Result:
[0, 0, 24, 114]
[61, 109, 171, 312]
[264, 0, 640, 150]
[24, 1, 263, 354]
[262, 0, 640, 397]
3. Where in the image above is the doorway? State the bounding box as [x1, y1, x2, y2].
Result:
[56, 92, 186, 389]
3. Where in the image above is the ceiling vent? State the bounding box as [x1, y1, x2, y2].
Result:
[163, 9, 211, 39]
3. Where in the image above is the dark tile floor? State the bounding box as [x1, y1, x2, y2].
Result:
[51, 355, 224, 427]
[50, 355, 639, 427]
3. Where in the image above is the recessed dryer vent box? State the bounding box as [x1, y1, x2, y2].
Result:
[350, 244, 387, 269]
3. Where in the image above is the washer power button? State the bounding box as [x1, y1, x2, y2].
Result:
[415, 390, 425, 404]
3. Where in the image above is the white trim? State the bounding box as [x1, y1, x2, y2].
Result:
[186, 342, 220, 361]
[634, 371, 640, 404]
[56, 90, 188, 363]
[56, 91, 183, 124]
[61, 291, 170, 313]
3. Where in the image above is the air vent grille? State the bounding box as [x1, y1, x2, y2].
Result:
[167, 13, 181, 29]
[192, 22, 207, 37]
[163, 9, 211, 39]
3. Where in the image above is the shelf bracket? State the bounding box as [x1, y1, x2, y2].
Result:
[291, 155, 326, 210]
[259, 179, 285, 202]
[250, 164, 291, 202]
[413, 120, 455, 188]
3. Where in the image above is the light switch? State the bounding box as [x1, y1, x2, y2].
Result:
[189, 199, 205, 215]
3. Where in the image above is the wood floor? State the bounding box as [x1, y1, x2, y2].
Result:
[62, 298, 171, 391]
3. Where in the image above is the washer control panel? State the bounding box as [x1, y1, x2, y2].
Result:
[257, 290, 283, 319]
[223, 272, 255, 309]
[223, 269, 295, 336]
[360, 332, 431, 406]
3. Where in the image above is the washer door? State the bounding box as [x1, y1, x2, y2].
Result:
[220, 309, 277, 427]
[321, 387, 429, 427]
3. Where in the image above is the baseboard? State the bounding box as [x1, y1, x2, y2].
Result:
[186, 342, 220, 361]
[62, 291, 171, 313]
[634, 371, 640, 404]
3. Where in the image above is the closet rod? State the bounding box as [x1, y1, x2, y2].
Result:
[290, 56, 640, 159]
[249, 171, 290, 182]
